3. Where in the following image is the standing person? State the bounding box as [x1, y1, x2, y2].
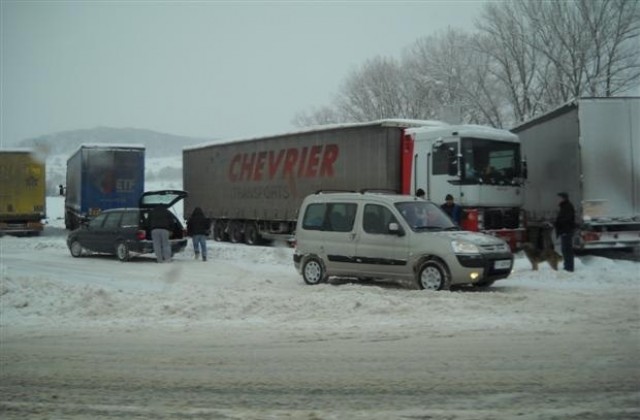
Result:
[441, 194, 462, 224]
[416, 188, 426, 199]
[149, 206, 174, 263]
[555, 192, 576, 272]
[187, 207, 211, 261]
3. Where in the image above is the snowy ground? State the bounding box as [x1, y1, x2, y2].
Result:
[1, 195, 639, 418]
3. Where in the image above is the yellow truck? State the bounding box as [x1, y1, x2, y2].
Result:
[0, 149, 46, 235]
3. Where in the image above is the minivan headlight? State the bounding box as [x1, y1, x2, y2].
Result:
[451, 240, 480, 254]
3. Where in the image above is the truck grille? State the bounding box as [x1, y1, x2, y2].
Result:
[483, 208, 520, 230]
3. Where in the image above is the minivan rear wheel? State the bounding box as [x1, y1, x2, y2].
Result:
[302, 257, 327, 285]
[116, 241, 131, 262]
[417, 259, 451, 291]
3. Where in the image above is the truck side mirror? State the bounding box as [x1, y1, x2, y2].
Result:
[521, 160, 528, 179]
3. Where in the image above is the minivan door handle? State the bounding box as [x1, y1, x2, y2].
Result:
[349, 233, 356, 241]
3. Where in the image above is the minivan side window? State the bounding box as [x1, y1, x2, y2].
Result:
[302, 203, 326, 230]
[363, 204, 397, 234]
[302, 202, 357, 232]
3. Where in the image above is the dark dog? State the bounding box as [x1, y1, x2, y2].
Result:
[522, 243, 563, 271]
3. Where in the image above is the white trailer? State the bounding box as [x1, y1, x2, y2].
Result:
[512, 97, 640, 251]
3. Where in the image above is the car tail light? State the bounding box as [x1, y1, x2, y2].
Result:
[582, 231, 600, 242]
[136, 230, 147, 240]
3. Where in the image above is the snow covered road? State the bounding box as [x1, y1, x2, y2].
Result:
[1, 218, 639, 418]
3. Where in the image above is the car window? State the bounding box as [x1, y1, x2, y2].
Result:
[363, 204, 397, 234]
[396, 201, 455, 230]
[302, 202, 357, 232]
[102, 212, 122, 229]
[302, 204, 326, 230]
[120, 211, 139, 227]
[88, 213, 108, 229]
[326, 203, 356, 232]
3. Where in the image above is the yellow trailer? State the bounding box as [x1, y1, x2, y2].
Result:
[0, 149, 46, 235]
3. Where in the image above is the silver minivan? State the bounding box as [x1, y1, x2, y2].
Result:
[293, 192, 513, 290]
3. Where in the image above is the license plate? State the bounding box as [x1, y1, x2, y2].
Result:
[494, 260, 511, 270]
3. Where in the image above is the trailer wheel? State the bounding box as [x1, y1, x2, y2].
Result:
[69, 240, 84, 257]
[116, 241, 131, 262]
[416, 259, 451, 291]
[244, 222, 260, 245]
[229, 222, 244, 244]
[213, 222, 228, 242]
[302, 257, 327, 285]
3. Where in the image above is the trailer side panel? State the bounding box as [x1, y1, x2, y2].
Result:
[184, 125, 405, 222]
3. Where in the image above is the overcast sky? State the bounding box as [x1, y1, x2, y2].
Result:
[1, 0, 486, 145]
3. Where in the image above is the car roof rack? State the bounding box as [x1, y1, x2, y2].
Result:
[359, 189, 400, 195]
[314, 189, 356, 195]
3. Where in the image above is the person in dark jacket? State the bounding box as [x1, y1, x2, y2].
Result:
[149, 206, 174, 263]
[187, 207, 211, 261]
[441, 194, 462, 225]
[555, 192, 576, 272]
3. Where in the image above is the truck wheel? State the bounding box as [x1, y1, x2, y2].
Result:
[302, 257, 327, 285]
[116, 242, 130, 262]
[244, 223, 260, 245]
[229, 222, 244, 244]
[416, 259, 451, 291]
[213, 222, 228, 242]
[70, 240, 84, 257]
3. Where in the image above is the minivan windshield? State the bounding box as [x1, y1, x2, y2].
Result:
[395, 201, 458, 231]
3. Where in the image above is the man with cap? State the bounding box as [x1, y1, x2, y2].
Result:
[441, 194, 462, 224]
[555, 192, 576, 272]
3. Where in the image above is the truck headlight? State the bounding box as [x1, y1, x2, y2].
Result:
[451, 240, 480, 254]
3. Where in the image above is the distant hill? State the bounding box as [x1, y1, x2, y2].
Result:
[17, 126, 214, 158]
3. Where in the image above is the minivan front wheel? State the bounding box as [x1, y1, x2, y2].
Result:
[116, 242, 131, 262]
[417, 259, 451, 291]
[302, 257, 327, 285]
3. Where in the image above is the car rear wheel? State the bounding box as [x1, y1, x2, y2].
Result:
[302, 257, 327, 285]
[69, 240, 84, 257]
[417, 259, 451, 291]
[116, 241, 130, 262]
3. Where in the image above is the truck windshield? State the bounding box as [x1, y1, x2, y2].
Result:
[461, 138, 521, 185]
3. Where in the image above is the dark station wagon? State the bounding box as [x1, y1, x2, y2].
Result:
[66, 190, 188, 261]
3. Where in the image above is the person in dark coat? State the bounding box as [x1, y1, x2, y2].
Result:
[441, 194, 462, 225]
[149, 206, 174, 263]
[187, 207, 211, 261]
[415, 188, 426, 199]
[555, 192, 576, 272]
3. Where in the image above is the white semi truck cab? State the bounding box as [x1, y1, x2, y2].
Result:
[407, 124, 526, 250]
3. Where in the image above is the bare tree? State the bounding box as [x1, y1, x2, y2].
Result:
[518, 0, 639, 100]
[476, 1, 545, 124]
[334, 56, 419, 121]
[291, 106, 343, 128]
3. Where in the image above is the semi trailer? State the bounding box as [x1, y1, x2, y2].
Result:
[184, 120, 526, 247]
